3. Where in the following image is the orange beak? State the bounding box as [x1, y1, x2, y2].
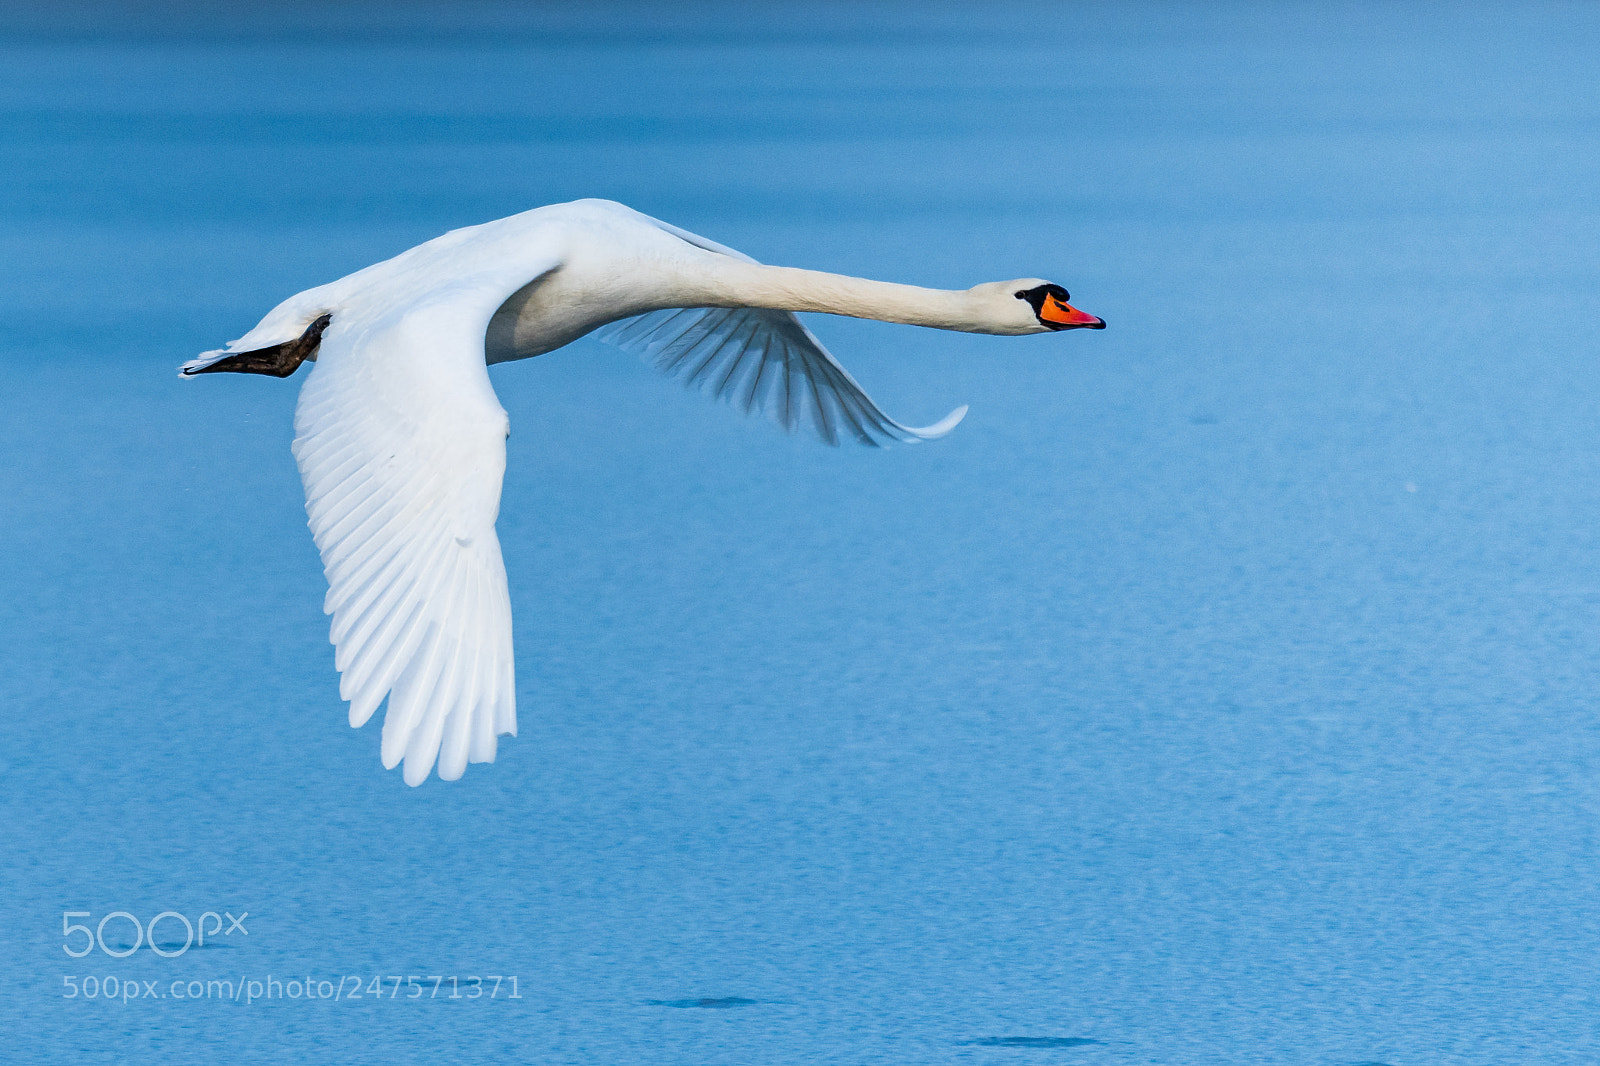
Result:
[1039, 293, 1105, 330]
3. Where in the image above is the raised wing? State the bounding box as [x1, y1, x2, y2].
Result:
[290, 286, 534, 786]
[596, 216, 966, 446]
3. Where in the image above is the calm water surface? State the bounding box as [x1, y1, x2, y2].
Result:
[4, 3, 1600, 1062]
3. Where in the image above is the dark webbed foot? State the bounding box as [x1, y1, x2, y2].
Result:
[183, 314, 331, 378]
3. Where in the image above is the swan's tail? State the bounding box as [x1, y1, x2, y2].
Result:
[178, 349, 231, 377]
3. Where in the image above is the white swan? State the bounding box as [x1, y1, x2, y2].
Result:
[181, 199, 1105, 785]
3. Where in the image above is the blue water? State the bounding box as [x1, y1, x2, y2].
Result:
[5, 2, 1600, 1062]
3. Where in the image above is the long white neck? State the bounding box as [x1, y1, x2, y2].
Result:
[670, 256, 992, 333]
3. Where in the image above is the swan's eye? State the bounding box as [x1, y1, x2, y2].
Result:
[1014, 290, 1027, 299]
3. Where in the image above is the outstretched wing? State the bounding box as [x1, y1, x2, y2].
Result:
[290, 277, 544, 785]
[595, 216, 966, 446]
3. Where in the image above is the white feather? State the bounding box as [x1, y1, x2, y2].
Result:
[284, 246, 551, 785]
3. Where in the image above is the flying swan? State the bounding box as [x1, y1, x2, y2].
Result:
[181, 199, 1105, 785]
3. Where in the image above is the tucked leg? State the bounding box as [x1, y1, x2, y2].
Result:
[182, 314, 331, 378]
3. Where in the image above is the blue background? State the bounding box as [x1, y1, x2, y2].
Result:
[3, 2, 1599, 1062]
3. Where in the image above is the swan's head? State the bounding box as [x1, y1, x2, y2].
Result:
[971, 280, 1106, 335]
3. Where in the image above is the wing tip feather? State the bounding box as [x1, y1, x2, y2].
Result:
[900, 403, 968, 442]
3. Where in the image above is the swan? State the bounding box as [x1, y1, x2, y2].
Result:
[180, 199, 1105, 785]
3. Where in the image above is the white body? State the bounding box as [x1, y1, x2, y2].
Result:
[185, 199, 1067, 785]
